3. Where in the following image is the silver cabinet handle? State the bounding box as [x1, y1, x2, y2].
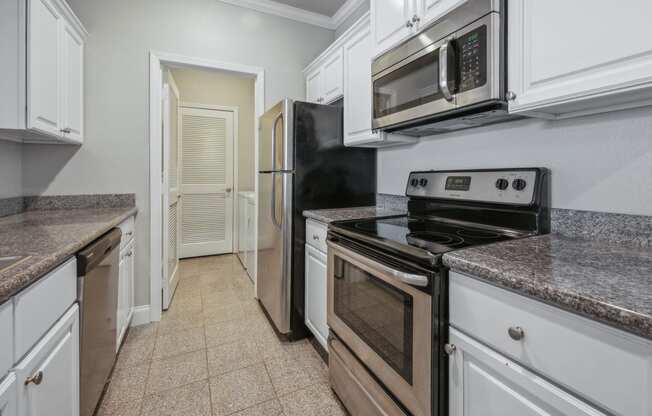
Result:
[444, 344, 457, 356]
[506, 91, 517, 101]
[313, 235, 320, 241]
[439, 39, 455, 102]
[60, 127, 72, 134]
[412, 14, 420, 23]
[508, 326, 525, 341]
[406, 20, 414, 28]
[126, 231, 133, 237]
[25, 371, 43, 386]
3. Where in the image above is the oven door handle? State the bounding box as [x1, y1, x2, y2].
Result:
[328, 240, 429, 287]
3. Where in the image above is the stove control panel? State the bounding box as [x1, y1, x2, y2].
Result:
[406, 169, 540, 205]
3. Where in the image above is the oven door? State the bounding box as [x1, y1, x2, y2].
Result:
[327, 240, 432, 416]
[372, 13, 501, 131]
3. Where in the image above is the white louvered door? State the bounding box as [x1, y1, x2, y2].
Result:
[180, 107, 235, 258]
[162, 79, 181, 310]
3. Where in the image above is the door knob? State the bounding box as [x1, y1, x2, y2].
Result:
[508, 326, 525, 341]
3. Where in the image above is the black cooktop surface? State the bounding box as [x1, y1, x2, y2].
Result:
[331, 215, 522, 263]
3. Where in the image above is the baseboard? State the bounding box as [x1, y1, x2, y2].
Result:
[130, 305, 152, 326]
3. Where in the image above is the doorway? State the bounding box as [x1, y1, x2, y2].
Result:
[149, 52, 265, 321]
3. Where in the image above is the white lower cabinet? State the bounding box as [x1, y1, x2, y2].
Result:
[117, 238, 135, 350]
[449, 328, 605, 416]
[14, 305, 79, 416]
[0, 373, 17, 416]
[304, 219, 329, 350]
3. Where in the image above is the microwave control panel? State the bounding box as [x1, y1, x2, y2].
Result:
[457, 25, 487, 93]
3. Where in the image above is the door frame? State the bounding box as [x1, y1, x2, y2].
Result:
[149, 51, 265, 322]
[178, 102, 240, 258]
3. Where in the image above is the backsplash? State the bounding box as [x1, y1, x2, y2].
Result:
[0, 194, 136, 218]
[376, 193, 408, 212]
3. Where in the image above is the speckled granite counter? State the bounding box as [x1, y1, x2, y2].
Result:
[443, 234, 652, 340]
[303, 206, 405, 224]
[0, 206, 137, 304]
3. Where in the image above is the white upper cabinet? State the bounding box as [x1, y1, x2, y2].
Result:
[416, 0, 467, 29]
[507, 0, 652, 118]
[321, 49, 344, 104]
[304, 47, 343, 105]
[371, 0, 415, 57]
[0, 0, 86, 144]
[305, 67, 323, 104]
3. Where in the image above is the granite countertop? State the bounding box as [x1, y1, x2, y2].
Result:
[303, 206, 406, 224]
[0, 206, 137, 304]
[443, 234, 652, 340]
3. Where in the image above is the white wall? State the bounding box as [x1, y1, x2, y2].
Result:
[171, 67, 256, 192]
[0, 142, 22, 199]
[21, 0, 334, 307]
[379, 107, 652, 216]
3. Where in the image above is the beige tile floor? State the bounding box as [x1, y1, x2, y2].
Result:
[98, 254, 347, 416]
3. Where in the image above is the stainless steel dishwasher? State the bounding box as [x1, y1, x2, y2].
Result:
[76, 228, 122, 416]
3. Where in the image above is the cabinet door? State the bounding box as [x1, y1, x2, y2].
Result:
[27, 0, 62, 137]
[304, 245, 328, 350]
[508, 0, 652, 117]
[371, 0, 415, 56]
[343, 21, 379, 146]
[0, 373, 17, 416]
[417, 0, 467, 29]
[15, 305, 79, 416]
[61, 23, 83, 144]
[449, 328, 606, 416]
[306, 68, 322, 103]
[116, 250, 127, 349]
[321, 48, 344, 104]
[126, 242, 135, 324]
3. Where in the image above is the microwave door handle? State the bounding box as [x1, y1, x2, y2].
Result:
[439, 40, 454, 102]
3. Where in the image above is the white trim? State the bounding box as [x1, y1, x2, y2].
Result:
[130, 305, 152, 327]
[216, 0, 367, 30]
[149, 51, 265, 322]
[218, 0, 334, 29]
[332, 0, 366, 28]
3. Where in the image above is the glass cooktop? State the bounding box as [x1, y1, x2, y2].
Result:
[331, 215, 520, 259]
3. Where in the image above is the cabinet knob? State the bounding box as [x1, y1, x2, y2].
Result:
[506, 91, 517, 101]
[508, 326, 525, 341]
[444, 343, 457, 356]
[406, 20, 414, 28]
[60, 127, 72, 134]
[313, 235, 320, 241]
[25, 371, 44, 386]
[412, 14, 420, 23]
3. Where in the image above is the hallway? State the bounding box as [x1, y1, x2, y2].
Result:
[98, 255, 345, 416]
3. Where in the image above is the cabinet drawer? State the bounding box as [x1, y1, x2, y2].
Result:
[305, 219, 327, 253]
[450, 272, 652, 416]
[118, 216, 135, 248]
[13, 258, 77, 362]
[0, 302, 13, 378]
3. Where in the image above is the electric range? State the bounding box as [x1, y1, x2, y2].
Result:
[326, 168, 550, 416]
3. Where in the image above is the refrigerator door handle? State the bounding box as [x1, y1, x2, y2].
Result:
[271, 112, 283, 172]
[271, 173, 283, 229]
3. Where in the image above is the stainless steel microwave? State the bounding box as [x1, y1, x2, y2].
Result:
[372, 0, 519, 136]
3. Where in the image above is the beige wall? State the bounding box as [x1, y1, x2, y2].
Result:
[171, 67, 256, 192]
[0, 141, 22, 199]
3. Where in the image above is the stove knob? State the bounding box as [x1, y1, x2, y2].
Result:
[495, 178, 509, 191]
[512, 178, 527, 191]
[419, 178, 429, 187]
[410, 178, 419, 187]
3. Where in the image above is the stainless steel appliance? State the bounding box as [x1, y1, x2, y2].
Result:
[372, 0, 519, 136]
[76, 229, 121, 416]
[327, 168, 550, 416]
[257, 99, 376, 339]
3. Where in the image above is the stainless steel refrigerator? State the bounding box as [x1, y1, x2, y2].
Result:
[257, 99, 376, 339]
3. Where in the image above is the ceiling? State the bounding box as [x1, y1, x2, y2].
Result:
[273, 0, 348, 17]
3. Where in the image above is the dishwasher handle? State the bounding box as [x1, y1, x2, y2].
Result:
[77, 228, 122, 276]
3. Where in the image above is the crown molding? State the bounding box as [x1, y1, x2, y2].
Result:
[217, 0, 368, 30]
[331, 0, 366, 28]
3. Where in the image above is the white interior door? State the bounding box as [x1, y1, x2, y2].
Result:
[162, 78, 181, 310]
[180, 107, 235, 258]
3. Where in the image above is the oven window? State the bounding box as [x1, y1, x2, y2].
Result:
[333, 256, 413, 383]
[373, 51, 442, 119]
